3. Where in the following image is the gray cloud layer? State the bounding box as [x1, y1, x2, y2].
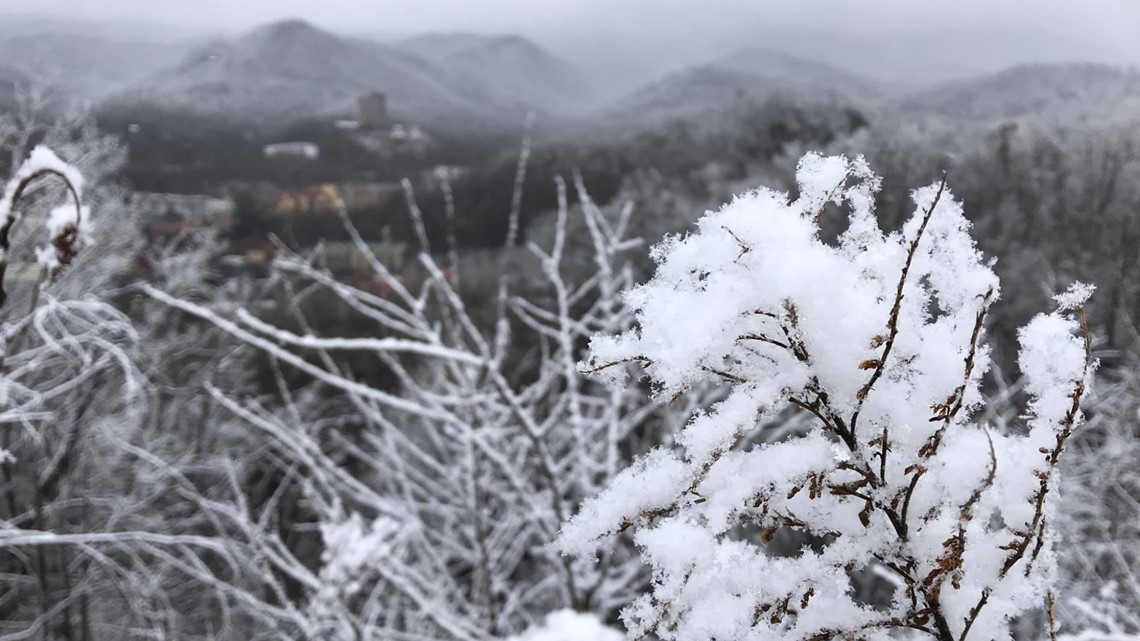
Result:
[4, 0, 1137, 87]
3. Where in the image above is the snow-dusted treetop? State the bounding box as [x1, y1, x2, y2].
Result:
[560, 153, 1095, 641]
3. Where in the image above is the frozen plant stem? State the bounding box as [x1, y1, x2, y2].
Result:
[0, 146, 89, 309]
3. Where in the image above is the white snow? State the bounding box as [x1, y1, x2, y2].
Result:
[509, 610, 623, 641]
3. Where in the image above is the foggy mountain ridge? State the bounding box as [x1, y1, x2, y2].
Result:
[0, 31, 192, 101]
[601, 48, 1140, 135]
[892, 62, 1140, 124]
[104, 19, 505, 124]
[597, 48, 881, 132]
[2, 16, 1139, 135]
[712, 47, 883, 99]
[723, 24, 1117, 89]
[395, 32, 593, 111]
[0, 14, 194, 43]
[99, 19, 591, 127]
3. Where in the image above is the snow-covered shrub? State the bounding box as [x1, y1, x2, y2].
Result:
[561, 153, 1095, 641]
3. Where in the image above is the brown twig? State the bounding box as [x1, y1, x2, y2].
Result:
[850, 173, 948, 441]
[1045, 591, 1058, 641]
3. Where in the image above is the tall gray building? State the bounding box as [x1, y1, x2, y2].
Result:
[355, 92, 389, 129]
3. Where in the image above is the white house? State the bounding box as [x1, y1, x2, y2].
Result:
[263, 142, 320, 160]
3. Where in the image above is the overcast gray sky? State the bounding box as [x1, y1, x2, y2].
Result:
[4, 1, 1138, 85]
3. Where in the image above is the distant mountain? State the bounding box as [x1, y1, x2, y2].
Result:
[724, 26, 1117, 90]
[713, 48, 880, 100]
[605, 48, 880, 129]
[894, 63, 1140, 124]
[0, 32, 188, 100]
[397, 32, 507, 61]
[99, 20, 594, 130]
[0, 15, 195, 44]
[107, 20, 515, 126]
[396, 32, 591, 111]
